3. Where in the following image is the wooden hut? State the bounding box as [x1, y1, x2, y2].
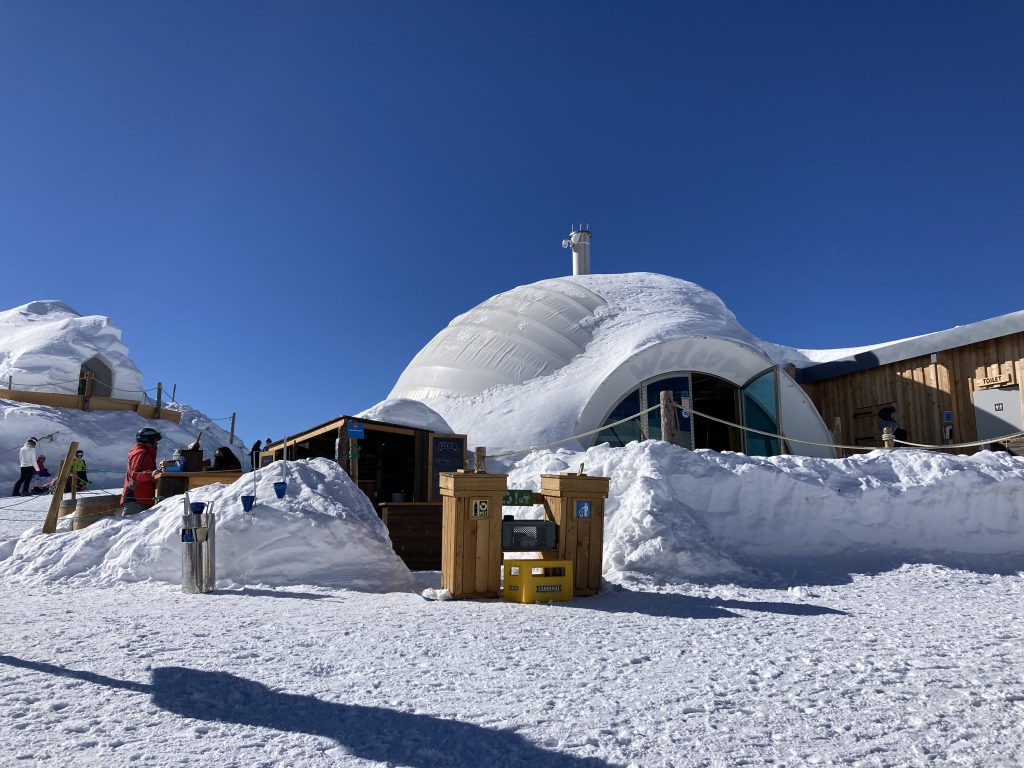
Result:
[262, 416, 467, 569]
[798, 310, 1024, 454]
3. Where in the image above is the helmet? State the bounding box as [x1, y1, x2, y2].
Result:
[136, 428, 162, 445]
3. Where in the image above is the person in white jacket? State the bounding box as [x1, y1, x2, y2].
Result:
[12, 437, 38, 496]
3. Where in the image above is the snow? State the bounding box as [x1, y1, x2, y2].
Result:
[3, 297, 1024, 765]
[1, 566, 1022, 766]
[0, 459, 413, 593]
[355, 398, 453, 434]
[0, 300, 146, 400]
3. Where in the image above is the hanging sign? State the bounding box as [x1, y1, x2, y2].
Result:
[346, 421, 365, 438]
[575, 500, 593, 519]
[976, 373, 1013, 389]
[471, 498, 489, 519]
[503, 489, 534, 506]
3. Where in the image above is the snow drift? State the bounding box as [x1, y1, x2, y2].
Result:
[0, 459, 414, 592]
[502, 442, 1024, 583]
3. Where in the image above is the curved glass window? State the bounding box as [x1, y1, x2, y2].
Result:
[594, 389, 642, 447]
[597, 368, 779, 455]
[742, 369, 779, 456]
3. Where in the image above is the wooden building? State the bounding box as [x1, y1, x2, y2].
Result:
[798, 310, 1024, 454]
[262, 416, 467, 569]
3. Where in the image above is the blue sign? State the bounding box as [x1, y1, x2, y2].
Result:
[347, 421, 365, 439]
[943, 410, 953, 424]
[576, 500, 593, 519]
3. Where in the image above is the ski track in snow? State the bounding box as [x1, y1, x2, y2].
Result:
[1, 567, 1022, 767]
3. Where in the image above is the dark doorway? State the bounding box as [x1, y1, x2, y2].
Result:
[691, 373, 741, 451]
[80, 356, 113, 398]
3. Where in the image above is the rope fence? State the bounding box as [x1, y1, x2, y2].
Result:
[487, 399, 1024, 460]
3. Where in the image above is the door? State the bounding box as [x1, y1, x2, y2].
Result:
[973, 385, 1023, 441]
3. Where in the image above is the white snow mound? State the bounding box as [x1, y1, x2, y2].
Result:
[502, 442, 1024, 584]
[355, 398, 453, 433]
[0, 459, 414, 592]
[0, 300, 145, 400]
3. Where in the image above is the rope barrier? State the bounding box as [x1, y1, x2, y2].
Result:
[488, 400, 1024, 460]
[489, 404, 662, 458]
[0, 431, 60, 457]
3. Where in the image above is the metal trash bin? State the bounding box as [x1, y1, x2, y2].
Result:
[501, 516, 558, 551]
[181, 505, 216, 593]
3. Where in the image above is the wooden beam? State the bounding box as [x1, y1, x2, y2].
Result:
[42, 441, 78, 534]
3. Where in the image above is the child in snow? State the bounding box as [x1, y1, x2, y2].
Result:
[71, 449, 89, 490]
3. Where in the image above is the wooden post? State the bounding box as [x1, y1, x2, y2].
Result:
[7, 375, 12, 390]
[882, 426, 895, 449]
[833, 416, 845, 459]
[170, 383, 176, 402]
[155, 382, 162, 419]
[474, 446, 486, 473]
[660, 390, 675, 444]
[228, 412, 236, 445]
[43, 441, 78, 534]
[348, 437, 359, 485]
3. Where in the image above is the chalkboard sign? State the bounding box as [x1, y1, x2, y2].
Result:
[429, 433, 467, 501]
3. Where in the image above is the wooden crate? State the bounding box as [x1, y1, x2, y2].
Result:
[380, 502, 442, 570]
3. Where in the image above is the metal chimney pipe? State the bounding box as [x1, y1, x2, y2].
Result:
[567, 227, 592, 276]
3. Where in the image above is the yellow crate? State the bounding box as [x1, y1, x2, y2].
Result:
[502, 559, 573, 604]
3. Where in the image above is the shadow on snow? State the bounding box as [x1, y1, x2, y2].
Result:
[0, 655, 614, 768]
[568, 588, 849, 620]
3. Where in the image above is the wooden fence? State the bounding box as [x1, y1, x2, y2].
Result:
[1, 388, 182, 424]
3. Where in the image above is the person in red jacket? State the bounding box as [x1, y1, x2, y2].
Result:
[121, 427, 162, 515]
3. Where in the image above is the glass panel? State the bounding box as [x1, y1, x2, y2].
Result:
[645, 376, 691, 447]
[743, 369, 779, 456]
[595, 389, 642, 447]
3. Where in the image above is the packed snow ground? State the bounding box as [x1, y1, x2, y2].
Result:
[2, 451, 1023, 766]
[2, 566, 1022, 767]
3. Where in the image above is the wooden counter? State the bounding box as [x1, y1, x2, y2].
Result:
[154, 470, 245, 499]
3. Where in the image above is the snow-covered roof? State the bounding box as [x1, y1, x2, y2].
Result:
[798, 308, 1024, 383]
[388, 273, 834, 457]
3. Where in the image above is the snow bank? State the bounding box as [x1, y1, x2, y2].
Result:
[0, 459, 414, 592]
[502, 442, 1024, 584]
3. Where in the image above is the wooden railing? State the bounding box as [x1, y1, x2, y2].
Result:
[0, 388, 182, 424]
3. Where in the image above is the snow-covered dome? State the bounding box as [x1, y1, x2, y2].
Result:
[0, 300, 146, 402]
[388, 273, 834, 458]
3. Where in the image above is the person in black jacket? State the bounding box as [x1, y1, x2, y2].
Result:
[249, 440, 262, 471]
[212, 447, 242, 471]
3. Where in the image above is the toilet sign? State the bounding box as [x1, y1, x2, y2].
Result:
[471, 498, 489, 519]
[575, 500, 593, 519]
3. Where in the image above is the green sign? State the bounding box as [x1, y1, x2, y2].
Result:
[503, 489, 535, 506]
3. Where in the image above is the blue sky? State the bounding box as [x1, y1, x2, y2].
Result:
[1, 2, 1022, 442]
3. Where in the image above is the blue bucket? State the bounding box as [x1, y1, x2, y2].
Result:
[273, 481, 287, 499]
[241, 495, 255, 512]
[189, 502, 206, 514]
